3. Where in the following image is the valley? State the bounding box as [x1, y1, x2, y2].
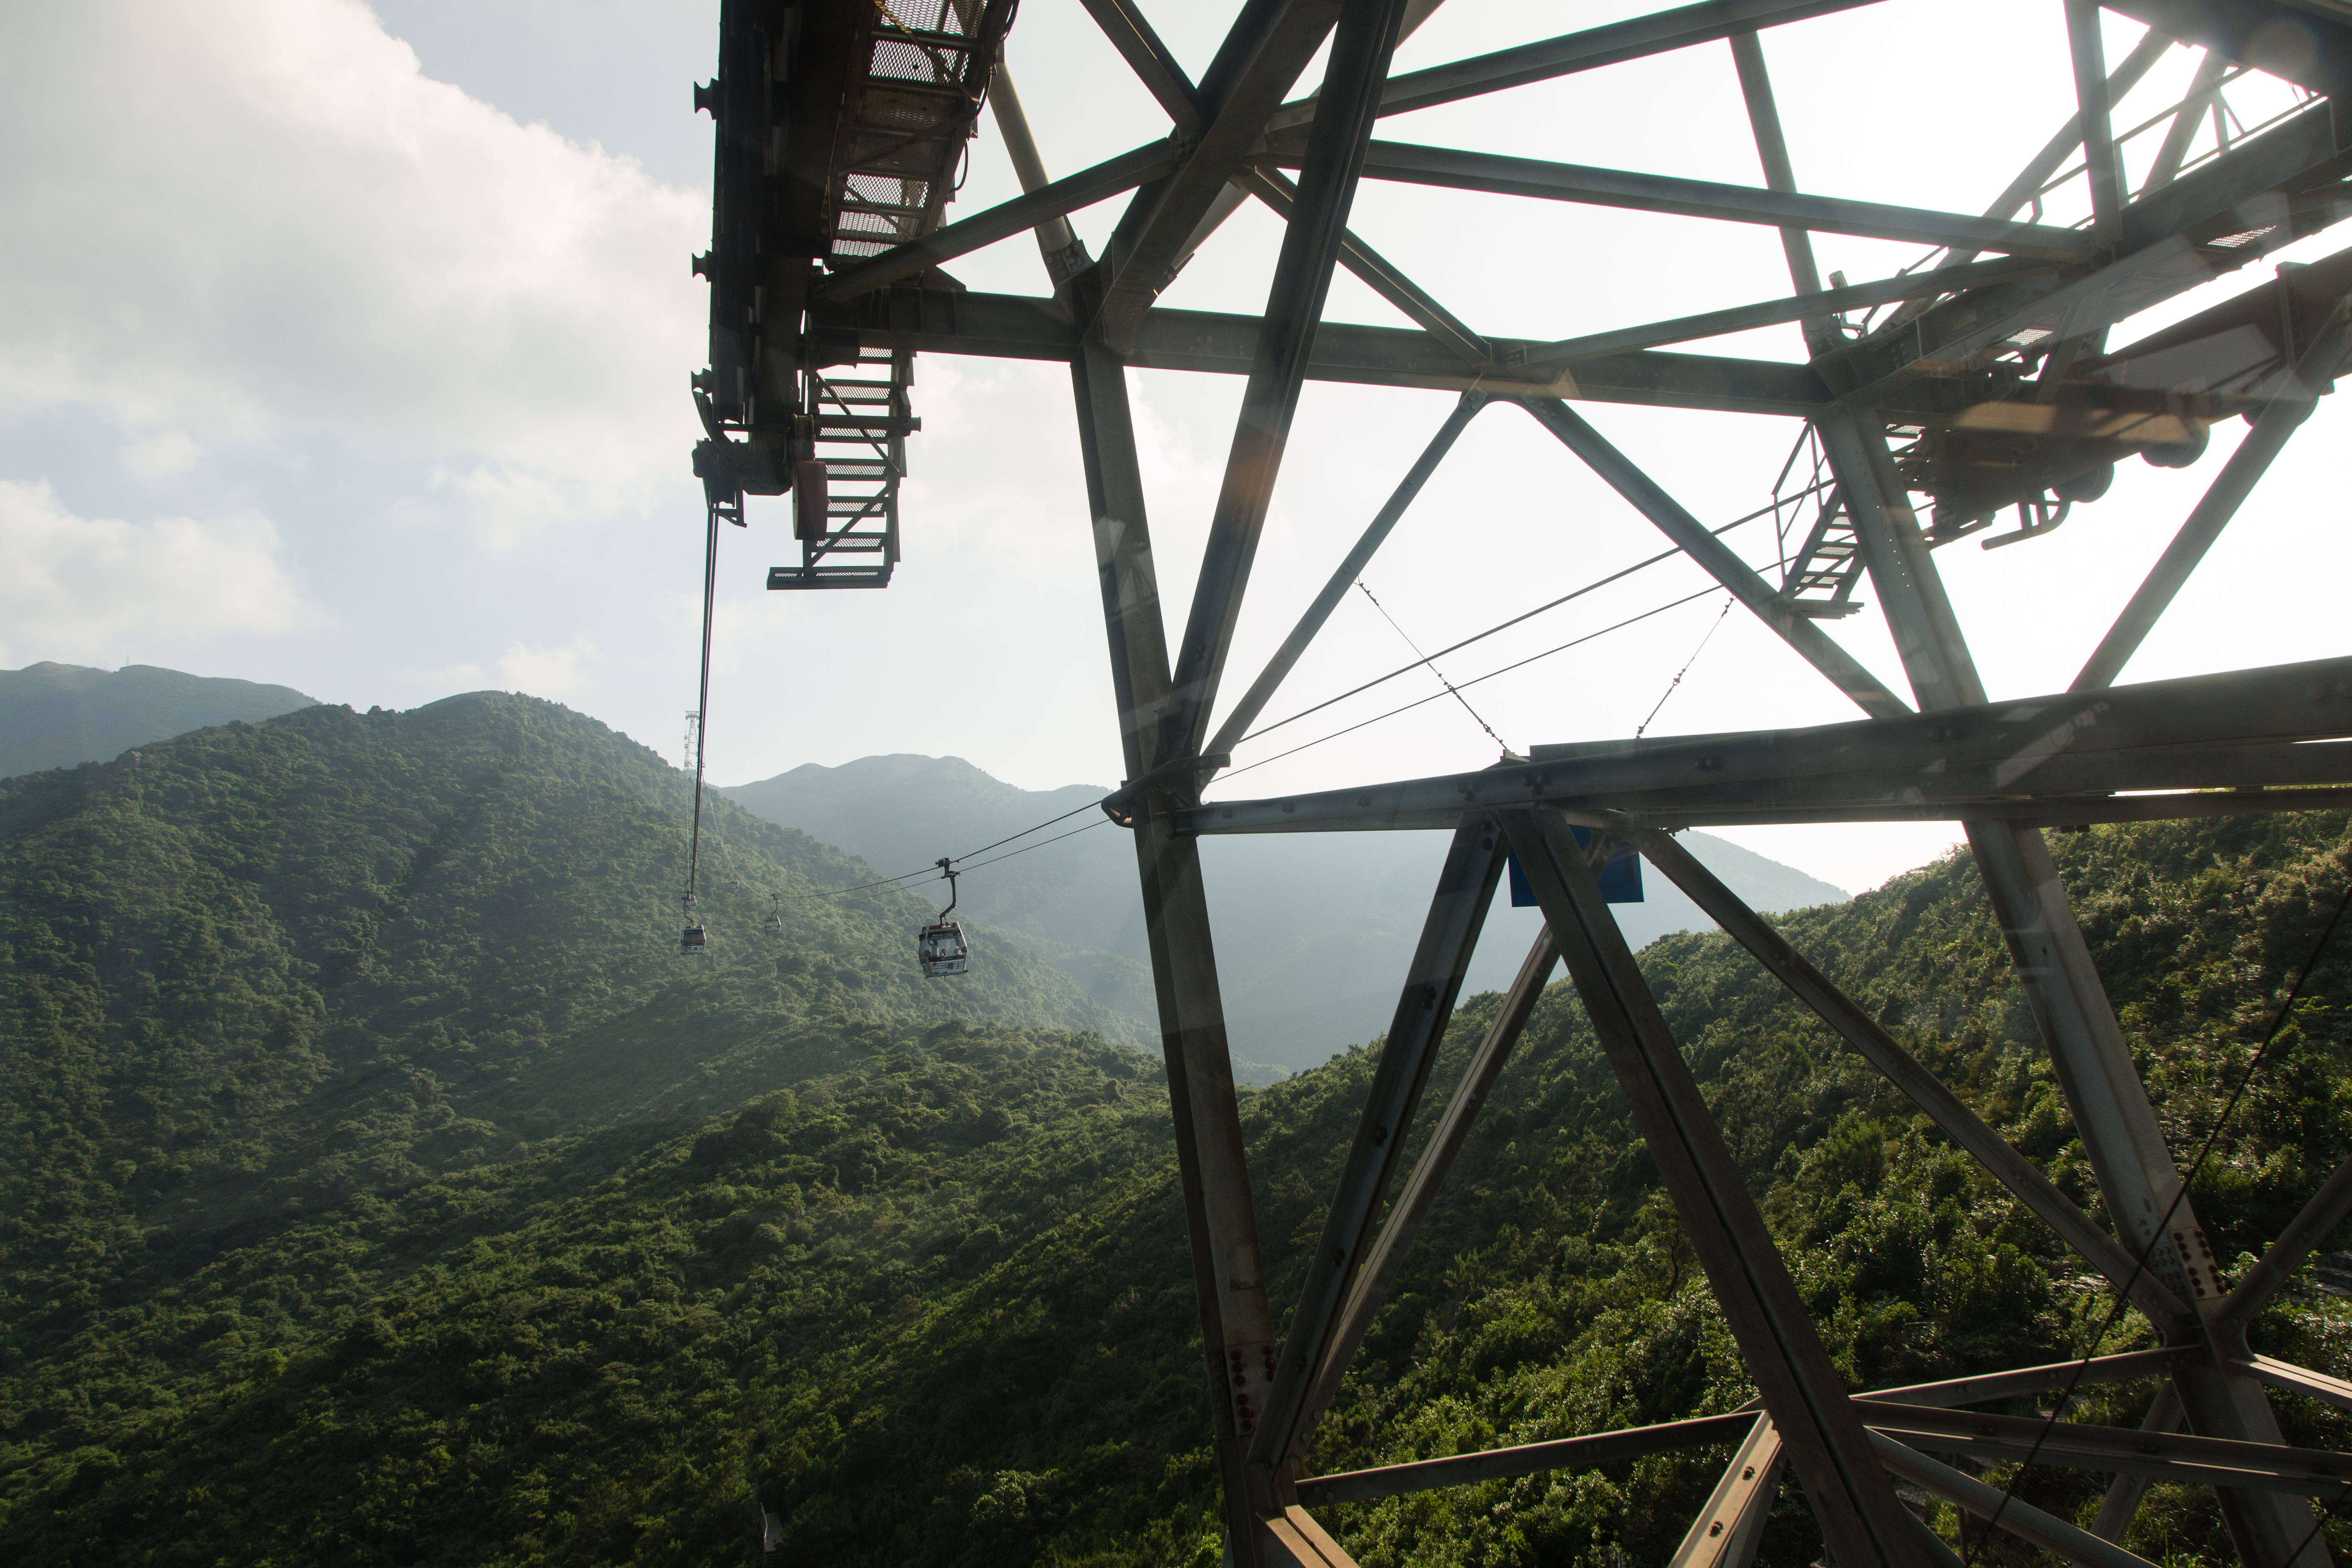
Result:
[1, 685, 2347, 1565]
[724, 755, 1848, 1076]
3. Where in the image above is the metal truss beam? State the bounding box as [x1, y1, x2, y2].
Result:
[1288, 926, 1559, 1458]
[1206, 391, 1488, 762]
[2067, 0, 2129, 247]
[1881, 26, 2174, 321]
[1179, 781, 2352, 838]
[1871, 1433, 2157, 1568]
[1567, 739, 2352, 814]
[2105, 0, 2352, 100]
[1131, 0, 1452, 321]
[1070, 335, 1279, 1563]
[1512, 397, 1909, 717]
[1086, 0, 1339, 350]
[1230, 165, 1489, 360]
[1298, 1347, 2190, 1510]
[1634, 828, 2197, 1325]
[1821, 384, 2331, 1565]
[1078, 0, 1201, 130]
[1816, 99, 2352, 401]
[1174, 654, 2352, 836]
[1858, 1398, 2352, 1495]
[816, 286, 1837, 411]
[1670, 1414, 1782, 1568]
[1839, 1347, 2187, 1410]
[1252, 819, 1504, 1480]
[2221, 1151, 2352, 1333]
[1267, 1504, 1360, 1568]
[2074, 286, 2352, 691]
[1728, 27, 1832, 360]
[986, 68, 1087, 281]
[2095, 1383, 2188, 1542]
[1169, 0, 1418, 759]
[1525, 257, 2053, 366]
[820, 142, 1177, 301]
[1298, 1412, 1757, 1507]
[1260, 141, 2100, 259]
[1498, 808, 1923, 1566]
[2247, 1354, 2352, 1414]
[1265, 0, 1887, 133]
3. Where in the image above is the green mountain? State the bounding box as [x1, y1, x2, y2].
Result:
[4, 693, 2347, 1566]
[724, 756, 1850, 1072]
[0, 662, 320, 777]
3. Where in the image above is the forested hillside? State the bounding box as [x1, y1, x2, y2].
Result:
[3, 696, 2348, 1567]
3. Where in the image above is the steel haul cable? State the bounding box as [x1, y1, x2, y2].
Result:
[1220, 586, 1722, 783]
[816, 486, 1839, 896]
[1240, 485, 1811, 747]
[684, 502, 721, 914]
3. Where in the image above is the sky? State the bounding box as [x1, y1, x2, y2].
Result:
[3, 0, 2346, 896]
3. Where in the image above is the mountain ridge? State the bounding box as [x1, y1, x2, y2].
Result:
[0, 661, 320, 778]
[724, 753, 1851, 1069]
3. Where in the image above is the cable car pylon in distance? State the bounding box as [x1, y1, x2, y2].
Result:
[917, 858, 969, 978]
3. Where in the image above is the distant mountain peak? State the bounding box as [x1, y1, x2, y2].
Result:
[0, 660, 320, 778]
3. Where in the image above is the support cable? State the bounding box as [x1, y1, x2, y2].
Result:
[803, 497, 1824, 895]
[1221, 585, 1720, 784]
[684, 501, 721, 915]
[816, 792, 1120, 899]
[1239, 487, 1811, 748]
[1961, 876, 2352, 1566]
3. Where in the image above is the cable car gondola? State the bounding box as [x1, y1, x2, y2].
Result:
[763, 896, 783, 937]
[682, 894, 707, 957]
[918, 858, 969, 977]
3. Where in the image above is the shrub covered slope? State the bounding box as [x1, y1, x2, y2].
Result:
[2, 696, 2347, 1566]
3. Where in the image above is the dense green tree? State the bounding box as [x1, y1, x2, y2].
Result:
[3, 697, 2347, 1565]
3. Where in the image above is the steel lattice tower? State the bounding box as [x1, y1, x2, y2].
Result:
[693, 3, 2352, 1562]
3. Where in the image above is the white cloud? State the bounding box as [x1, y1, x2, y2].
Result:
[496, 633, 601, 702]
[121, 431, 202, 481]
[404, 659, 488, 693]
[0, 479, 324, 668]
[0, 0, 706, 534]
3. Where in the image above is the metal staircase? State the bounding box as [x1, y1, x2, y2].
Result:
[767, 348, 914, 591]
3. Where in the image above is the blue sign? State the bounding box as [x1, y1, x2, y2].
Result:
[1507, 828, 1643, 906]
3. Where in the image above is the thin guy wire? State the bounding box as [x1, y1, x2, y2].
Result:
[1961, 875, 2352, 1566]
[1635, 595, 1734, 740]
[1237, 488, 1814, 748]
[685, 502, 721, 909]
[2285, 1481, 2352, 1568]
[1354, 578, 1511, 753]
[812, 494, 1819, 898]
[825, 574, 1730, 895]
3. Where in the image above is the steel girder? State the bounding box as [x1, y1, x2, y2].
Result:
[1166, 654, 2352, 835]
[1498, 807, 1928, 1567]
